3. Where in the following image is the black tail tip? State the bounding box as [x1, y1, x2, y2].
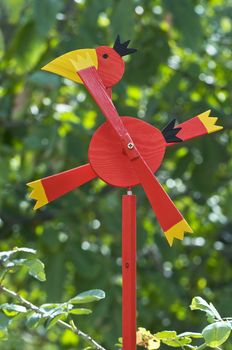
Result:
[162, 119, 183, 143]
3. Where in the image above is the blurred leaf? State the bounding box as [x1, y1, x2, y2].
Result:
[190, 297, 222, 322]
[69, 308, 92, 315]
[0, 30, 4, 59]
[0, 247, 36, 264]
[45, 312, 67, 330]
[163, 0, 203, 50]
[33, 0, 63, 37]
[202, 321, 231, 347]
[127, 26, 170, 84]
[111, 0, 135, 39]
[27, 71, 60, 89]
[177, 331, 203, 338]
[26, 313, 42, 329]
[70, 289, 105, 304]
[24, 259, 46, 281]
[0, 312, 10, 330]
[6, 21, 46, 72]
[0, 303, 27, 315]
[156, 331, 177, 339]
[1, 0, 25, 24]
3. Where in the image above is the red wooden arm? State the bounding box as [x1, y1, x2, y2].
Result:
[27, 164, 97, 209]
[77, 66, 192, 245]
[166, 110, 223, 146]
[78, 66, 139, 159]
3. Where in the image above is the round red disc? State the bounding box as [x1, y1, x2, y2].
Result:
[88, 117, 166, 188]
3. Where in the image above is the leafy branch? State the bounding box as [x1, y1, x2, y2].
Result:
[1, 248, 232, 350]
[134, 297, 232, 350]
[0, 247, 107, 350]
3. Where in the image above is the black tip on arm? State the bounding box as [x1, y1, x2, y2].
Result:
[162, 119, 183, 143]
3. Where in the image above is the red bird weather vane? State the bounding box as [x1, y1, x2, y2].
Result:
[28, 36, 223, 350]
[28, 35, 222, 246]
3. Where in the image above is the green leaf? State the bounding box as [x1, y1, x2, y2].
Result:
[70, 289, 105, 304]
[202, 321, 231, 347]
[155, 331, 193, 347]
[163, 337, 192, 347]
[69, 308, 92, 315]
[156, 331, 177, 339]
[178, 332, 203, 339]
[25, 259, 46, 281]
[190, 297, 222, 322]
[0, 303, 27, 316]
[26, 313, 43, 329]
[0, 248, 36, 263]
[45, 313, 67, 330]
[14, 248, 37, 254]
[41, 303, 66, 310]
[0, 312, 10, 330]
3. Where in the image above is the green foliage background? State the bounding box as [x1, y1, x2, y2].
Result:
[0, 0, 232, 348]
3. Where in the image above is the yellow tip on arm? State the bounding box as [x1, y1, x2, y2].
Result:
[27, 180, 48, 210]
[198, 110, 223, 134]
[164, 220, 193, 246]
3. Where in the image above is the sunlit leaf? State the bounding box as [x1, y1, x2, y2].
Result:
[202, 321, 231, 347]
[24, 259, 46, 281]
[0, 303, 27, 316]
[190, 297, 222, 322]
[69, 308, 92, 315]
[70, 289, 105, 304]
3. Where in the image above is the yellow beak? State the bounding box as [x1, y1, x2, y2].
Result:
[42, 48, 98, 84]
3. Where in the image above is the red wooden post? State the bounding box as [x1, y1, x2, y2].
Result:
[122, 191, 137, 350]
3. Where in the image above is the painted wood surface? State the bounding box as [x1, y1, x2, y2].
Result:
[78, 67, 139, 159]
[96, 46, 125, 88]
[167, 111, 223, 146]
[122, 194, 137, 350]
[89, 117, 166, 187]
[79, 66, 192, 244]
[28, 164, 97, 209]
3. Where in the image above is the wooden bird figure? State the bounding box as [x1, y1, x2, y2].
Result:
[28, 36, 223, 246]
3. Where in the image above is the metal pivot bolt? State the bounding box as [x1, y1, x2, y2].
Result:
[127, 142, 134, 150]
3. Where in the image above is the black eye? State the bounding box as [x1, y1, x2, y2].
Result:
[103, 53, 109, 59]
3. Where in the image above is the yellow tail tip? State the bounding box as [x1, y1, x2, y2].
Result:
[198, 110, 223, 134]
[27, 180, 48, 210]
[41, 49, 98, 84]
[164, 220, 193, 246]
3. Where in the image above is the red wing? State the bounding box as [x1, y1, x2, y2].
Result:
[167, 110, 223, 146]
[27, 164, 97, 209]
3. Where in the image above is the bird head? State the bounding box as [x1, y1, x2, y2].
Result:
[42, 35, 137, 89]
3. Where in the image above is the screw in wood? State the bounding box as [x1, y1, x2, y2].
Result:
[127, 142, 134, 149]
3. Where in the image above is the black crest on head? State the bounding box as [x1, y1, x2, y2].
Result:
[113, 35, 137, 57]
[162, 119, 183, 143]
